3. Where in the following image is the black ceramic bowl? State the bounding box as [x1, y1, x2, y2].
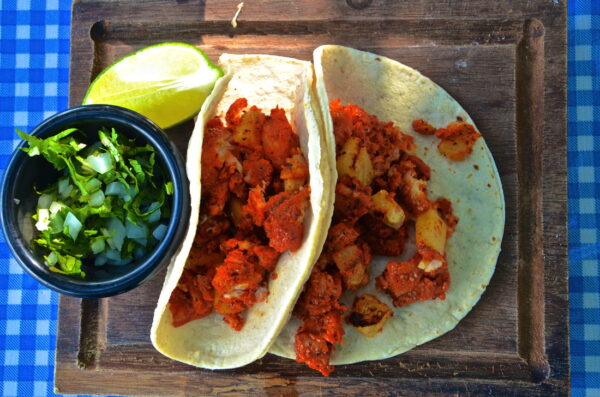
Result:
[0, 105, 190, 298]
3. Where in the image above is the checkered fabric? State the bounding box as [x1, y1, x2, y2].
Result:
[569, 2, 600, 397]
[0, 0, 597, 396]
[0, 1, 78, 396]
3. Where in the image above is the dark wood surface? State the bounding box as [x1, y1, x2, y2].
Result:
[56, 0, 568, 395]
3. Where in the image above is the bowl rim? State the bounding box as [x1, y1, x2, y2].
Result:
[0, 104, 190, 298]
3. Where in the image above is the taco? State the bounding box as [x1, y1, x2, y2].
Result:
[151, 54, 334, 369]
[269, 45, 505, 375]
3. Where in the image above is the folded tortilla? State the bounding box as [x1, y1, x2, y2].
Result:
[270, 45, 505, 364]
[151, 54, 334, 369]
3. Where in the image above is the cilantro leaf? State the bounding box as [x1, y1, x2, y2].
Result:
[165, 181, 174, 195]
[19, 126, 173, 279]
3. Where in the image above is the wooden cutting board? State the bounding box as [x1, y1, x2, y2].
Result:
[55, 0, 568, 395]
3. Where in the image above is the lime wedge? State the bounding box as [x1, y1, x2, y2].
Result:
[82, 43, 223, 129]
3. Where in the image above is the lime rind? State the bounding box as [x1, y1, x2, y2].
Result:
[83, 42, 223, 129]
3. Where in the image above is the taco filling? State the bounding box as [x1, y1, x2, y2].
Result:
[293, 100, 469, 376]
[169, 98, 310, 331]
[269, 45, 503, 378]
[412, 118, 481, 162]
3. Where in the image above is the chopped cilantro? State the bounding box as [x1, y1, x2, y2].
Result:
[18, 127, 172, 278]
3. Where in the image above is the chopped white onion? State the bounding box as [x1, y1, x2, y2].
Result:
[49, 201, 64, 215]
[91, 238, 105, 254]
[35, 209, 50, 231]
[86, 152, 113, 174]
[64, 212, 82, 241]
[94, 254, 107, 267]
[49, 213, 64, 233]
[62, 185, 73, 198]
[37, 194, 54, 209]
[112, 257, 133, 266]
[58, 178, 73, 198]
[105, 181, 127, 197]
[133, 237, 147, 247]
[126, 220, 147, 239]
[147, 202, 160, 211]
[147, 208, 161, 223]
[45, 251, 58, 266]
[152, 224, 168, 241]
[89, 190, 105, 208]
[104, 249, 121, 261]
[106, 218, 126, 251]
[104, 249, 132, 266]
[57, 178, 69, 193]
[121, 186, 135, 202]
[133, 248, 146, 260]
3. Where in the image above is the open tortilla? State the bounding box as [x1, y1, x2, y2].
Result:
[270, 45, 505, 364]
[151, 54, 334, 369]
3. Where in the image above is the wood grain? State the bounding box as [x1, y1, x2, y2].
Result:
[56, 0, 568, 395]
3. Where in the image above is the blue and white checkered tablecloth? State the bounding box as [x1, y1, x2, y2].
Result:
[569, 2, 600, 396]
[1, 1, 70, 396]
[0, 0, 598, 396]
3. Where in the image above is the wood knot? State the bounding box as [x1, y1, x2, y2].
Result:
[346, 0, 373, 10]
[90, 20, 108, 42]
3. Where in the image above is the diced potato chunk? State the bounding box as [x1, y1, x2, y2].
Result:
[336, 137, 374, 186]
[281, 152, 309, 192]
[232, 108, 265, 151]
[354, 146, 374, 185]
[415, 209, 447, 255]
[337, 137, 360, 177]
[332, 244, 370, 290]
[402, 172, 431, 214]
[228, 197, 244, 226]
[436, 121, 481, 162]
[347, 294, 393, 337]
[283, 179, 302, 193]
[280, 152, 308, 179]
[371, 190, 406, 229]
[438, 137, 471, 162]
